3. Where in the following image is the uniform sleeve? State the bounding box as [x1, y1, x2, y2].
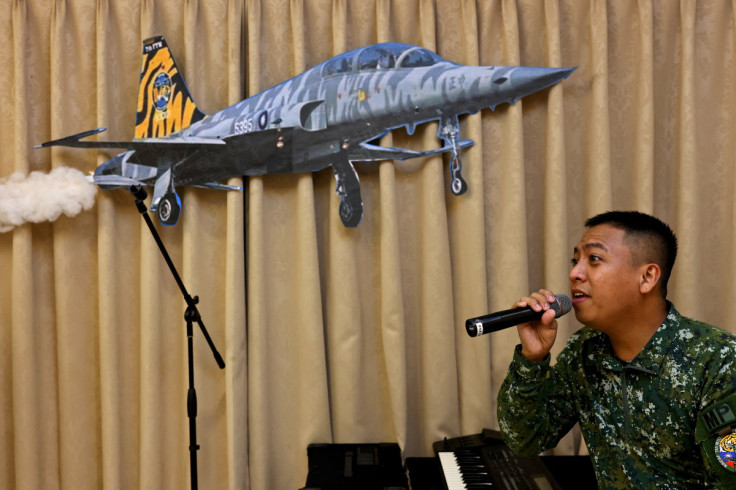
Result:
[694, 336, 736, 488]
[696, 397, 736, 487]
[497, 344, 579, 457]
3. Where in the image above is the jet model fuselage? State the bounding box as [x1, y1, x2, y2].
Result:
[37, 37, 574, 227]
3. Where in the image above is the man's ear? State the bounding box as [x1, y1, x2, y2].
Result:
[639, 263, 662, 294]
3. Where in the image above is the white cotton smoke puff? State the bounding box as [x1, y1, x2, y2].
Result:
[0, 167, 98, 232]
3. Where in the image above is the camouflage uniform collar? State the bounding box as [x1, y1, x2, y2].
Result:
[584, 302, 679, 375]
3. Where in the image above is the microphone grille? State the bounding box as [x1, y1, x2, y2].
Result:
[551, 294, 572, 318]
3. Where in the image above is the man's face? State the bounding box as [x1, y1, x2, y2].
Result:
[569, 224, 644, 332]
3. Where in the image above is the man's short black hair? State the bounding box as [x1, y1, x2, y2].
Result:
[585, 211, 678, 297]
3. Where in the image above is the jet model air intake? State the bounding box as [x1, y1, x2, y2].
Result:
[299, 101, 327, 131]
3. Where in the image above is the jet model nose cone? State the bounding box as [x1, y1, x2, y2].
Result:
[532, 66, 577, 86]
[506, 66, 576, 102]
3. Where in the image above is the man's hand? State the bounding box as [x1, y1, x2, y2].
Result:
[514, 289, 560, 362]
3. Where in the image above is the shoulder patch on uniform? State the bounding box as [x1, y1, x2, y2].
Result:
[696, 394, 736, 482]
[714, 431, 736, 472]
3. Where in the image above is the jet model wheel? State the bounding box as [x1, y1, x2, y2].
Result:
[451, 174, 468, 195]
[449, 154, 468, 196]
[340, 194, 363, 228]
[339, 200, 354, 225]
[158, 192, 181, 226]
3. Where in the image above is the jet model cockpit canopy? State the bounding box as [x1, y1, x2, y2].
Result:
[320, 43, 449, 77]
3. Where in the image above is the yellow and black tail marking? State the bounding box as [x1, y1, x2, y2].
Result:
[135, 36, 206, 139]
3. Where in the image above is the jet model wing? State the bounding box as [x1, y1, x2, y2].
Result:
[193, 182, 244, 191]
[350, 139, 474, 162]
[33, 127, 226, 151]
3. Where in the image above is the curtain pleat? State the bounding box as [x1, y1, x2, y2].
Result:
[2, 1, 736, 488]
[671, 0, 698, 318]
[444, 0, 492, 441]
[224, 4, 248, 489]
[630, 0, 655, 211]
[10, 2, 62, 490]
[96, 3, 141, 487]
[727, 0, 736, 333]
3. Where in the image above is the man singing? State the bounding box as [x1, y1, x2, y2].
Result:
[498, 211, 736, 487]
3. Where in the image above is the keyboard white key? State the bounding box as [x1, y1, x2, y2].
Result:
[439, 452, 467, 489]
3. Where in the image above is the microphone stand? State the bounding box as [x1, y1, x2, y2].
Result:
[129, 185, 226, 490]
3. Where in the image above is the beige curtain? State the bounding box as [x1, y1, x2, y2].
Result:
[1, 0, 735, 488]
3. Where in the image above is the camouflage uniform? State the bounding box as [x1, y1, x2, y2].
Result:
[497, 304, 736, 488]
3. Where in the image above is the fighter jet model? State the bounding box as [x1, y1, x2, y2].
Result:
[35, 36, 574, 227]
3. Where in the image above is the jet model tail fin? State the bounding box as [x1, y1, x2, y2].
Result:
[134, 36, 206, 140]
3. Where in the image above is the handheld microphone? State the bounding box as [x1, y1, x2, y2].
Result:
[465, 294, 572, 337]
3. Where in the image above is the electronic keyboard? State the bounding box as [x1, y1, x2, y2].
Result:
[433, 429, 562, 490]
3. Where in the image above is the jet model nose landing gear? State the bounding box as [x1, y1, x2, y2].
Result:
[449, 151, 468, 196]
[439, 116, 468, 196]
